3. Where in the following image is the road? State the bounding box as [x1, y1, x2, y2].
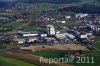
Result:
[0, 13, 48, 39]
[0, 0, 96, 39]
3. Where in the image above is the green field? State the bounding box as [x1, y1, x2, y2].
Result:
[93, 43, 100, 49]
[0, 56, 36, 66]
[2, 22, 23, 29]
[34, 3, 62, 12]
[95, 36, 100, 41]
[86, 0, 100, 6]
[23, 26, 37, 31]
[32, 50, 100, 66]
[93, 36, 100, 50]
[23, 25, 46, 31]
[0, 50, 36, 66]
[0, 60, 17, 66]
[32, 50, 100, 58]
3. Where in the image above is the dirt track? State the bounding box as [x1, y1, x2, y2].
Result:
[4, 50, 73, 66]
[21, 44, 88, 52]
[3, 44, 88, 66]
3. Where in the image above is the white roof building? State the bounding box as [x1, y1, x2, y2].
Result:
[75, 13, 88, 18]
[80, 35, 87, 39]
[56, 20, 66, 23]
[65, 16, 71, 19]
[56, 33, 75, 39]
[23, 33, 38, 37]
[47, 25, 56, 35]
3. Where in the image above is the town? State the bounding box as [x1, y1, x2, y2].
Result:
[0, 0, 100, 66]
[0, 13, 100, 50]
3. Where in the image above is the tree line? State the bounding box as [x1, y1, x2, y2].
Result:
[58, 5, 100, 14]
[19, 0, 81, 4]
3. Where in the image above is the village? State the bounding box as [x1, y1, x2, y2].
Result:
[0, 0, 100, 66]
[0, 13, 100, 51]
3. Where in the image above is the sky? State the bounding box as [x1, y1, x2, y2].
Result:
[0, 0, 17, 2]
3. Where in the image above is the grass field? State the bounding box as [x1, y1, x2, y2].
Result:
[95, 36, 100, 41]
[34, 3, 62, 12]
[0, 49, 100, 66]
[0, 56, 36, 66]
[23, 25, 46, 31]
[0, 60, 17, 66]
[32, 50, 100, 66]
[23, 26, 37, 31]
[32, 50, 67, 58]
[2, 22, 23, 29]
[93, 43, 100, 49]
[0, 50, 36, 66]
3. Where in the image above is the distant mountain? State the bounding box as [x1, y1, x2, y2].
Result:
[0, 0, 100, 8]
[59, 4, 100, 14]
[85, 0, 100, 6]
[0, 0, 82, 8]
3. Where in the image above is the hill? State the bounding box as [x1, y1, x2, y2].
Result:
[58, 5, 100, 14]
[17, 0, 81, 4]
[85, 0, 100, 6]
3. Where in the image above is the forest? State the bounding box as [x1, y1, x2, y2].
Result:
[59, 5, 100, 14]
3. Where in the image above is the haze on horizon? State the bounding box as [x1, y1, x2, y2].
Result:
[0, 0, 17, 2]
